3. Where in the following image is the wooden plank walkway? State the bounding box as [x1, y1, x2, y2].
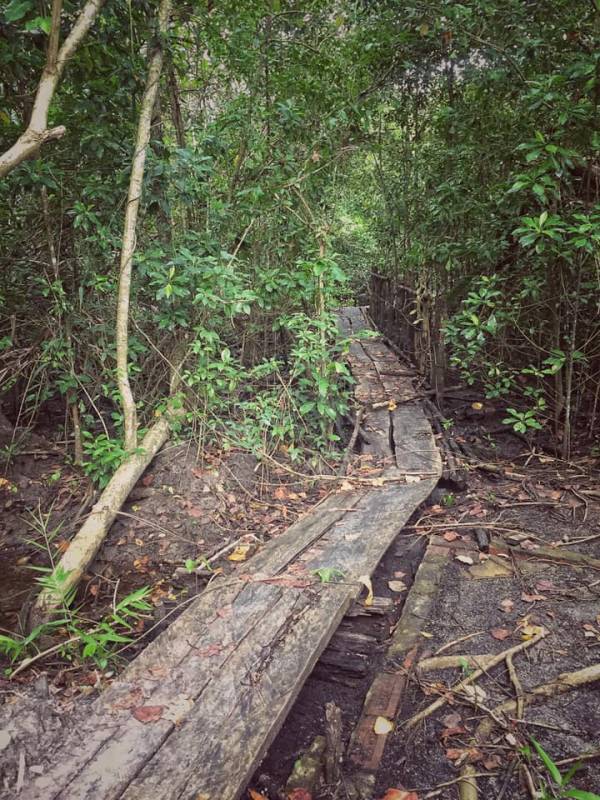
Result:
[18, 307, 441, 800]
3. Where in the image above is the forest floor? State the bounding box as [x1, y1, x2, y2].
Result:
[1, 395, 599, 799]
[251, 401, 600, 800]
[0, 435, 330, 691]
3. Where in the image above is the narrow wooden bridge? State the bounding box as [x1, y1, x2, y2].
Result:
[18, 308, 441, 800]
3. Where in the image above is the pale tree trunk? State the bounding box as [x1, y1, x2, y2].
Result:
[116, 0, 172, 452]
[30, 0, 176, 626]
[30, 415, 173, 627]
[0, 0, 105, 179]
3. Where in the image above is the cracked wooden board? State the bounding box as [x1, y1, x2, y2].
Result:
[12, 308, 441, 800]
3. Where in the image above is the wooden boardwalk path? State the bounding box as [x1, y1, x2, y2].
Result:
[19, 308, 441, 800]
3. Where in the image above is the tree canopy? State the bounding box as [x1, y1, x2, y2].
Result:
[1, 0, 599, 469]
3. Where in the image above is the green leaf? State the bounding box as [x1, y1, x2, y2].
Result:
[25, 15, 51, 33]
[531, 738, 562, 785]
[5, 0, 34, 22]
[564, 791, 600, 800]
[312, 567, 345, 583]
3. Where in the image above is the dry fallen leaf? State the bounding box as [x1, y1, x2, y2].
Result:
[483, 754, 502, 770]
[443, 530, 459, 542]
[378, 790, 419, 800]
[248, 790, 268, 800]
[132, 705, 164, 724]
[455, 554, 474, 565]
[196, 643, 224, 657]
[359, 574, 374, 606]
[441, 712, 462, 728]
[521, 592, 547, 603]
[520, 623, 544, 640]
[374, 716, 394, 735]
[499, 598, 514, 613]
[388, 580, 408, 593]
[228, 544, 251, 562]
[440, 723, 467, 741]
[490, 627, 511, 641]
[287, 790, 313, 800]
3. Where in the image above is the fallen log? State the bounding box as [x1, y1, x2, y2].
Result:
[29, 414, 174, 627]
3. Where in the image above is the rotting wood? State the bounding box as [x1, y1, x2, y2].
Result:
[325, 702, 343, 785]
[285, 736, 326, 797]
[11, 307, 441, 800]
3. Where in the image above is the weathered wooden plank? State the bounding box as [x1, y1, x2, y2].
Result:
[26, 580, 277, 800]
[248, 489, 365, 576]
[299, 476, 438, 580]
[120, 584, 353, 800]
[392, 405, 442, 475]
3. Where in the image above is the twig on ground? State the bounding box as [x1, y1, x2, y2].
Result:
[458, 764, 477, 800]
[417, 654, 497, 673]
[337, 408, 364, 476]
[403, 630, 546, 728]
[433, 631, 486, 656]
[506, 653, 524, 719]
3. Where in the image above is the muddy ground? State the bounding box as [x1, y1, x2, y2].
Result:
[250, 402, 600, 800]
[1, 397, 599, 799]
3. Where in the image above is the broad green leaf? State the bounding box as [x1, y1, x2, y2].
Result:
[5, 0, 34, 23]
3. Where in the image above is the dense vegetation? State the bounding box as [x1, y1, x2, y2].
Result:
[1, 0, 599, 478]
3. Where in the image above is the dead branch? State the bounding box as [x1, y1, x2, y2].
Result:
[29, 413, 176, 625]
[459, 662, 600, 798]
[417, 654, 497, 673]
[404, 630, 546, 728]
[324, 702, 343, 785]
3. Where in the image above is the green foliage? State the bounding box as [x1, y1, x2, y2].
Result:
[0, 581, 151, 674]
[82, 433, 128, 489]
[312, 567, 345, 583]
[0, 507, 153, 674]
[521, 738, 600, 800]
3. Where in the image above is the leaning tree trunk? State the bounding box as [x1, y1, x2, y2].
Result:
[30, 0, 174, 626]
[0, 0, 105, 179]
[116, 0, 172, 452]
